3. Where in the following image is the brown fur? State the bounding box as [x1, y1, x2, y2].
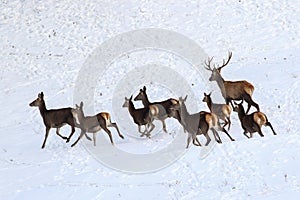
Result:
[233, 102, 277, 138]
[170, 96, 234, 148]
[134, 86, 181, 133]
[205, 52, 259, 113]
[29, 92, 77, 149]
[202, 92, 232, 130]
[123, 95, 155, 137]
[71, 102, 124, 147]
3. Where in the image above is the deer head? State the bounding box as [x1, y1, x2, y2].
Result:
[134, 86, 146, 101]
[202, 92, 212, 103]
[205, 51, 232, 81]
[29, 92, 44, 107]
[233, 100, 245, 114]
[122, 95, 133, 108]
[72, 101, 84, 120]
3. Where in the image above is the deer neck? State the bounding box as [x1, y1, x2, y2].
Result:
[128, 101, 136, 117]
[206, 98, 213, 111]
[142, 93, 150, 107]
[237, 106, 246, 121]
[179, 103, 190, 124]
[77, 112, 85, 123]
[38, 101, 47, 117]
[215, 74, 226, 96]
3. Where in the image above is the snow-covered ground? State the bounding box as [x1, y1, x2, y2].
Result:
[1, 0, 300, 199]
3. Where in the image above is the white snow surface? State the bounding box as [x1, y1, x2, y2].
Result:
[1, 0, 300, 199]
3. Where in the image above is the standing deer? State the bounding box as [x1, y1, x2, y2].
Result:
[29, 92, 89, 149]
[122, 95, 155, 137]
[202, 92, 232, 130]
[170, 95, 235, 148]
[205, 52, 259, 113]
[134, 86, 181, 133]
[233, 101, 277, 138]
[71, 102, 124, 147]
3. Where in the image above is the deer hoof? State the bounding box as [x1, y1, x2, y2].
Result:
[120, 135, 125, 139]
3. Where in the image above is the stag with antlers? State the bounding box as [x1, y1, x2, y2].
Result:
[204, 52, 259, 113]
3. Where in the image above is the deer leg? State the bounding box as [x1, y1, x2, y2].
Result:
[41, 127, 51, 149]
[139, 125, 148, 137]
[186, 133, 192, 148]
[147, 122, 155, 137]
[98, 118, 114, 144]
[257, 128, 264, 137]
[265, 122, 277, 135]
[193, 130, 201, 146]
[204, 133, 211, 146]
[220, 126, 235, 141]
[108, 122, 124, 139]
[210, 128, 221, 143]
[138, 125, 145, 135]
[56, 128, 68, 140]
[161, 119, 167, 133]
[227, 99, 234, 108]
[71, 130, 85, 147]
[85, 134, 92, 141]
[244, 94, 260, 113]
[93, 132, 97, 146]
[102, 127, 114, 145]
[243, 131, 250, 139]
[227, 117, 231, 131]
[66, 125, 75, 143]
[193, 137, 202, 146]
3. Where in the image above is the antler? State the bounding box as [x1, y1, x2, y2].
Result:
[217, 51, 232, 70]
[204, 56, 214, 71]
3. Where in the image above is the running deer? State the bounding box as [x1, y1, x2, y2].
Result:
[233, 100, 277, 138]
[170, 95, 235, 148]
[202, 92, 232, 130]
[71, 102, 124, 147]
[122, 95, 155, 137]
[134, 86, 181, 133]
[204, 52, 259, 113]
[29, 92, 86, 149]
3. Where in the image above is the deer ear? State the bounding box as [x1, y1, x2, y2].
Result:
[184, 95, 188, 101]
[80, 101, 83, 108]
[209, 91, 212, 96]
[39, 92, 44, 99]
[130, 95, 133, 100]
[143, 86, 146, 91]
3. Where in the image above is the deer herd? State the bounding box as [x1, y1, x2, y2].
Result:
[30, 52, 277, 149]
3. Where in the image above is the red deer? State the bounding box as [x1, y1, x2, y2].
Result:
[205, 52, 259, 113]
[134, 86, 181, 133]
[233, 101, 277, 138]
[170, 95, 235, 148]
[202, 92, 232, 130]
[122, 95, 156, 138]
[71, 102, 124, 147]
[29, 92, 90, 149]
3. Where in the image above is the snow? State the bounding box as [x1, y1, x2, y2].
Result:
[1, 0, 300, 199]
